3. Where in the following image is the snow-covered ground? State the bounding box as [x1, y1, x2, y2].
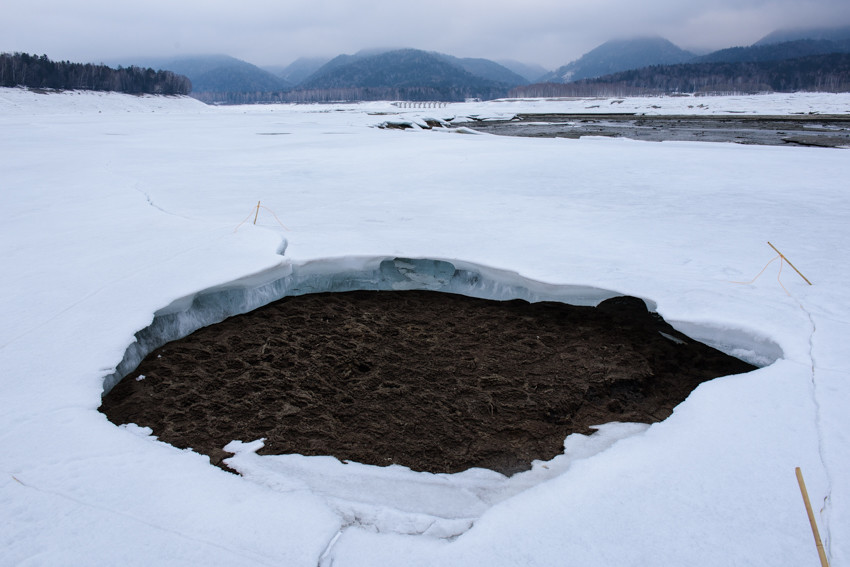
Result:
[2, 87, 849, 566]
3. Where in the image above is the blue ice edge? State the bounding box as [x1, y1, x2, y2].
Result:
[102, 256, 782, 394]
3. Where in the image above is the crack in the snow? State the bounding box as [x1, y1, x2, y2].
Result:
[316, 513, 474, 566]
[800, 304, 833, 559]
[135, 186, 194, 220]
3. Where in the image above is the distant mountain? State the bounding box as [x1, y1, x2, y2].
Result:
[264, 57, 331, 85]
[512, 52, 850, 96]
[301, 52, 363, 82]
[290, 48, 522, 101]
[299, 48, 526, 87]
[755, 25, 850, 46]
[696, 39, 850, 64]
[497, 60, 550, 82]
[540, 37, 694, 83]
[438, 55, 528, 86]
[125, 55, 291, 101]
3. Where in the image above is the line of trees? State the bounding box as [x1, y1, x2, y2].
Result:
[511, 54, 850, 97]
[190, 90, 289, 104]
[281, 85, 507, 103]
[0, 53, 191, 95]
[191, 85, 507, 104]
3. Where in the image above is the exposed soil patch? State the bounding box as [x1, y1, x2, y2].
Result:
[101, 291, 756, 476]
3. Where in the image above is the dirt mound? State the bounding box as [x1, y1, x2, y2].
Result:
[100, 290, 755, 475]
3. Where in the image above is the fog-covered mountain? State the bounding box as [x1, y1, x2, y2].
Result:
[114, 26, 850, 103]
[754, 25, 850, 46]
[540, 37, 694, 83]
[288, 48, 525, 101]
[439, 54, 528, 86]
[264, 57, 331, 85]
[695, 39, 850, 64]
[497, 60, 550, 83]
[513, 52, 850, 97]
[299, 48, 526, 88]
[124, 55, 291, 100]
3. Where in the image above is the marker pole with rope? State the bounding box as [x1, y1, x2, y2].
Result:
[234, 202, 291, 233]
[768, 242, 812, 285]
[729, 242, 812, 295]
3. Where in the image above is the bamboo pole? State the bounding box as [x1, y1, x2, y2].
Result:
[253, 201, 261, 225]
[796, 467, 830, 567]
[768, 242, 812, 285]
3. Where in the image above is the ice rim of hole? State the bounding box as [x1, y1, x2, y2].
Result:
[101, 256, 783, 540]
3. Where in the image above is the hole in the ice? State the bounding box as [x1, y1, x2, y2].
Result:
[100, 257, 777, 479]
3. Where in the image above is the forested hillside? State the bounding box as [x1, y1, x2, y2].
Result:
[694, 39, 850, 64]
[285, 49, 518, 102]
[1, 53, 191, 95]
[512, 53, 850, 97]
[124, 55, 289, 103]
[540, 38, 694, 83]
[754, 25, 850, 45]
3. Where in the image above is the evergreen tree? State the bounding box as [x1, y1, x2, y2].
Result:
[0, 53, 192, 95]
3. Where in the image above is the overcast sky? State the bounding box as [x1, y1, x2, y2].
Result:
[3, 0, 850, 70]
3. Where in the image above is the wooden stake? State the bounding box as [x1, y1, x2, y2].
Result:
[768, 242, 812, 285]
[253, 200, 261, 225]
[796, 467, 830, 567]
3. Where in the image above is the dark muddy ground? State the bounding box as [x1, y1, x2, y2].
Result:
[101, 291, 756, 476]
[458, 113, 850, 147]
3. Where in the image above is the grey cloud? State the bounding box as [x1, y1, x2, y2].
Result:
[2, 0, 849, 70]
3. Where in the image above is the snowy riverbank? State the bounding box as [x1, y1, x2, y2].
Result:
[2, 87, 849, 566]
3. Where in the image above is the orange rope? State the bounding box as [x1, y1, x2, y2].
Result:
[259, 206, 290, 231]
[730, 241, 815, 307]
[234, 204, 291, 232]
[729, 248, 811, 304]
[729, 255, 781, 285]
[729, 254, 794, 297]
[233, 208, 256, 232]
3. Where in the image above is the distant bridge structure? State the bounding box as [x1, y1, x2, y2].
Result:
[395, 101, 448, 109]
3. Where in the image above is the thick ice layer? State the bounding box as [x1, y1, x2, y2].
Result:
[103, 255, 784, 394]
[103, 256, 651, 394]
[668, 320, 783, 367]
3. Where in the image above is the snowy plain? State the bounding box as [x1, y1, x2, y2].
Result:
[1, 87, 850, 566]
